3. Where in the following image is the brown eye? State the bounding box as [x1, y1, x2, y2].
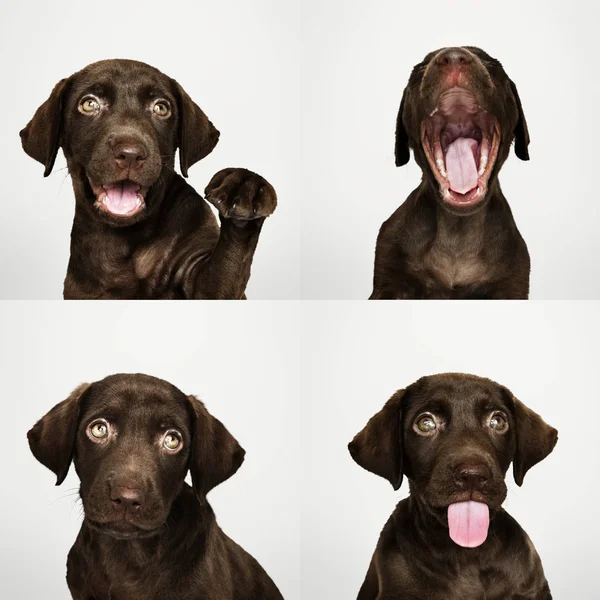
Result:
[152, 100, 171, 118]
[88, 419, 109, 440]
[78, 96, 100, 114]
[416, 414, 437, 433]
[163, 431, 182, 451]
[489, 412, 508, 432]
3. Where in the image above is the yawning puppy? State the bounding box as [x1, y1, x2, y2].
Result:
[28, 374, 283, 599]
[21, 60, 277, 299]
[349, 373, 557, 599]
[371, 47, 531, 299]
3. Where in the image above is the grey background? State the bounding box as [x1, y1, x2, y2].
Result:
[301, 0, 600, 299]
[0, 302, 303, 599]
[301, 301, 600, 598]
[1, 0, 599, 299]
[1, 301, 599, 598]
[0, 0, 302, 299]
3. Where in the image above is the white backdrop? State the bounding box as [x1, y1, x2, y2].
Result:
[300, 0, 600, 299]
[0, 302, 303, 599]
[1, 301, 599, 599]
[0, 0, 302, 299]
[2, 0, 598, 299]
[301, 301, 600, 599]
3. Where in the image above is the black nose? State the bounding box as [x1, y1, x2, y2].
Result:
[453, 463, 491, 491]
[436, 47, 473, 69]
[112, 140, 148, 171]
[110, 485, 145, 511]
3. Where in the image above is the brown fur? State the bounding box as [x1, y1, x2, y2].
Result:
[371, 47, 531, 299]
[21, 60, 276, 299]
[28, 374, 283, 600]
[349, 373, 557, 599]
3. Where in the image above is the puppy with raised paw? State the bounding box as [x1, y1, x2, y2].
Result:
[28, 374, 284, 600]
[349, 373, 556, 599]
[21, 60, 276, 299]
[371, 47, 530, 299]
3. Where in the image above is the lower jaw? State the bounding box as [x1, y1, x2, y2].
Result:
[94, 197, 146, 220]
[441, 184, 488, 209]
[86, 519, 162, 540]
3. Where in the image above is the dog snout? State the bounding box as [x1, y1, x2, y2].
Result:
[110, 484, 146, 512]
[111, 137, 148, 172]
[435, 47, 473, 69]
[453, 463, 491, 492]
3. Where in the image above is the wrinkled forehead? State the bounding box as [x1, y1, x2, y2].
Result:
[405, 376, 509, 420]
[78, 377, 190, 429]
[68, 60, 175, 102]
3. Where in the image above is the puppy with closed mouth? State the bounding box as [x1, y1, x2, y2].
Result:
[21, 59, 277, 299]
[371, 47, 531, 299]
[349, 373, 557, 600]
[28, 374, 283, 600]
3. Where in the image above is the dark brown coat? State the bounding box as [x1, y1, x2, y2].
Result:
[21, 60, 276, 299]
[28, 374, 283, 599]
[349, 373, 557, 599]
[371, 47, 530, 299]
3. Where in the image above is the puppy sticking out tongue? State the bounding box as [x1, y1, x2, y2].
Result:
[103, 181, 142, 216]
[447, 501, 489, 548]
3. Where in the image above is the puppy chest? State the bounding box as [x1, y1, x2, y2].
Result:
[422, 244, 489, 289]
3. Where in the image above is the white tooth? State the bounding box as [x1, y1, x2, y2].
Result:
[478, 153, 488, 176]
[436, 159, 447, 178]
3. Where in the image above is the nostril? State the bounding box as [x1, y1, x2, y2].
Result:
[110, 485, 145, 508]
[437, 49, 472, 68]
[113, 144, 147, 165]
[454, 464, 491, 490]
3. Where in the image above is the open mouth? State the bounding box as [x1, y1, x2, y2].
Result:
[421, 87, 500, 208]
[88, 178, 147, 218]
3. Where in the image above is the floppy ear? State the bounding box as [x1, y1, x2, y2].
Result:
[27, 383, 90, 485]
[20, 78, 70, 177]
[505, 391, 558, 486]
[186, 395, 245, 503]
[348, 389, 406, 490]
[172, 80, 220, 177]
[395, 87, 410, 167]
[509, 79, 530, 161]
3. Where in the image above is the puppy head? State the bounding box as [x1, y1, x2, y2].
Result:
[20, 59, 219, 227]
[395, 47, 529, 215]
[349, 373, 556, 548]
[28, 374, 244, 540]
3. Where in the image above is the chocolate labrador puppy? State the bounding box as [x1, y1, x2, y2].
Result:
[371, 47, 530, 299]
[349, 373, 557, 599]
[28, 374, 283, 599]
[21, 60, 277, 299]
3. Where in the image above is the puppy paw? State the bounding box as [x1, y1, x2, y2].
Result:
[204, 168, 277, 222]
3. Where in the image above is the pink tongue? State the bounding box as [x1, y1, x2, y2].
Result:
[103, 182, 140, 215]
[445, 137, 479, 194]
[447, 501, 489, 548]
